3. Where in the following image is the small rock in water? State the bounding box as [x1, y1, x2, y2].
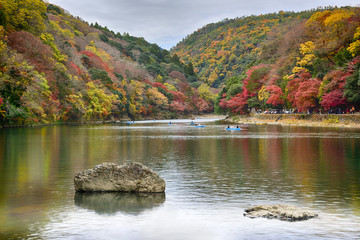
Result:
[74, 162, 165, 193]
[244, 204, 318, 221]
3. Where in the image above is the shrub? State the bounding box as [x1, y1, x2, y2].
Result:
[89, 68, 113, 85]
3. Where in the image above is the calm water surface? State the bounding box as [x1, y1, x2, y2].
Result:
[1, 119, 360, 239]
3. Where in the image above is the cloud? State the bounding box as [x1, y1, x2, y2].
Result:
[48, 0, 357, 49]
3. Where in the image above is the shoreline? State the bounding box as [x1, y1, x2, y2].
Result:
[0, 114, 228, 129]
[225, 113, 360, 129]
[3, 113, 360, 129]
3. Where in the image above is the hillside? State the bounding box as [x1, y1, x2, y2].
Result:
[172, 7, 360, 114]
[0, 0, 214, 126]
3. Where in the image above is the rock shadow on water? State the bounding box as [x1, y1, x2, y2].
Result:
[74, 192, 165, 216]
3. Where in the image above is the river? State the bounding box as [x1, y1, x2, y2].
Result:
[1, 119, 360, 239]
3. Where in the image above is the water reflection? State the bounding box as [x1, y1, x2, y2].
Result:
[0, 123, 360, 239]
[74, 192, 166, 215]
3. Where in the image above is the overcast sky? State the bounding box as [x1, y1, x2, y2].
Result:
[48, 0, 358, 49]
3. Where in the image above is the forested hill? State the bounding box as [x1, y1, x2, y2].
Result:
[0, 0, 214, 126]
[172, 7, 360, 114]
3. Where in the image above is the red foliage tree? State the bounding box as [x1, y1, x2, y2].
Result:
[219, 88, 250, 113]
[266, 85, 284, 106]
[0, 97, 3, 106]
[286, 71, 311, 107]
[196, 97, 212, 112]
[294, 78, 321, 112]
[170, 100, 187, 112]
[321, 89, 347, 110]
[151, 82, 169, 92]
[320, 69, 350, 110]
[7, 31, 55, 79]
[80, 50, 115, 79]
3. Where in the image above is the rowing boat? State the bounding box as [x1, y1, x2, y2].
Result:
[226, 127, 241, 131]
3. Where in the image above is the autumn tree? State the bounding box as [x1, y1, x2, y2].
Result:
[321, 89, 347, 111]
[286, 71, 311, 108]
[7, 31, 55, 81]
[348, 27, 360, 57]
[84, 81, 118, 119]
[319, 69, 349, 110]
[147, 87, 168, 108]
[344, 60, 360, 109]
[0, 0, 47, 34]
[305, 9, 358, 64]
[294, 77, 321, 113]
[266, 85, 284, 107]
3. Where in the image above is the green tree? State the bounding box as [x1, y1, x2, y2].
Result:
[344, 67, 360, 108]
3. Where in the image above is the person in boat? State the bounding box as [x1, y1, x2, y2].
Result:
[236, 125, 239, 128]
[227, 125, 230, 128]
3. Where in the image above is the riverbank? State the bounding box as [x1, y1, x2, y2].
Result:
[226, 113, 360, 128]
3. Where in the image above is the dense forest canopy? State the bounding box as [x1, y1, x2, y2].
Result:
[172, 6, 360, 114]
[0, 0, 214, 126]
[1, 1, 360, 126]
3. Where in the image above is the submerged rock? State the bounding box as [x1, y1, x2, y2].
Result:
[74, 162, 165, 193]
[244, 204, 318, 221]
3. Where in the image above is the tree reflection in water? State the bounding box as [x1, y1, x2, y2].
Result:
[74, 192, 165, 215]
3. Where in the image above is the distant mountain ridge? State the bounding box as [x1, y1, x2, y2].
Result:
[172, 6, 360, 114]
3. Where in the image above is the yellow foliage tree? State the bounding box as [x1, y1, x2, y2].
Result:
[348, 27, 360, 57]
[292, 41, 316, 74]
[0, 26, 6, 57]
[40, 33, 68, 62]
[126, 80, 145, 116]
[0, 0, 47, 34]
[147, 88, 168, 107]
[258, 85, 270, 102]
[86, 41, 112, 64]
[85, 82, 118, 119]
[323, 10, 354, 38]
[208, 70, 218, 85]
[164, 83, 177, 92]
[306, 9, 355, 56]
[49, 20, 75, 40]
[198, 83, 215, 103]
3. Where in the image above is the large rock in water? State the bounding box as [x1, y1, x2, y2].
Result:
[244, 204, 318, 221]
[74, 162, 165, 193]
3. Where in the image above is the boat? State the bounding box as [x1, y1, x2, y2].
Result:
[226, 127, 241, 131]
[194, 125, 205, 128]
